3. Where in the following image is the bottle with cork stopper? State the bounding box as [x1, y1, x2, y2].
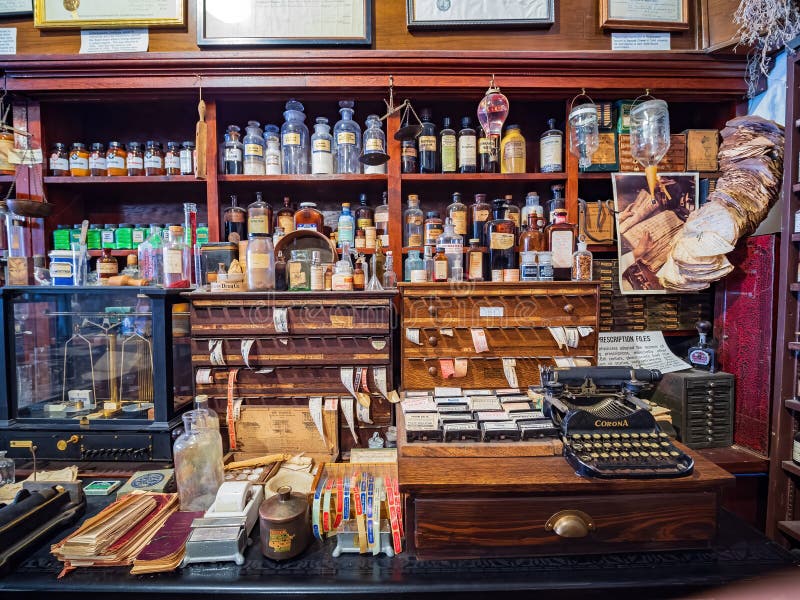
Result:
[571, 236, 593, 281]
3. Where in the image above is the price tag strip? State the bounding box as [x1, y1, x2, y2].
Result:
[373, 367, 389, 400]
[210, 339, 226, 366]
[366, 475, 375, 550]
[273, 307, 289, 333]
[240, 338, 255, 369]
[322, 476, 335, 535]
[439, 358, 455, 379]
[385, 476, 403, 554]
[309, 396, 327, 448]
[502, 358, 519, 388]
[312, 475, 327, 540]
[340, 396, 359, 444]
[470, 328, 489, 353]
[355, 473, 367, 553]
[334, 477, 345, 529]
[226, 368, 240, 450]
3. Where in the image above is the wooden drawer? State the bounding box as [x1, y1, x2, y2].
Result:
[191, 298, 392, 336]
[410, 491, 717, 559]
[403, 326, 596, 359]
[402, 356, 574, 389]
[192, 335, 391, 367]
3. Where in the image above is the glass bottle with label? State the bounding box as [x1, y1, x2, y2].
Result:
[353, 255, 366, 291]
[355, 193, 374, 231]
[437, 217, 463, 282]
[243, 120, 266, 175]
[273, 226, 285, 246]
[163, 225, 191, 288]
[363, 114, 387, 174]
[519, 206, 546, 259]
[49, 142, 69, 175]
[540, 118, 563, 173]
[418, 108, 438, 174]
[288, 249, 311, 291]
[89, 142, 107, 176]
[223, 195, 247, 243]
[545, 207, 576, 280]
[500, 125, 526, 173]
[311, 117, 333, 175]
[445, 191, 468, 237]
[69, 142, 90, 176]
[264, 124, 282, 175]
[137, 225, 164, 285]
[247, 233, 275, 290]
[404, 194, 424, 247]
[520, 192, 540, 228]
[248, 191, 272, 235]
[382, 251, 397, 288]
[222, 125, 244, 175]
[275, 250, 287, 291]
[275, 196, 295, 234]
[571, 239, 593, 281]
[405, 249, 425, 283]
[374, 191, 389, 247]
[466, 238, 484, 282]
[126, 142, 144, 176]
[180, 141, 195, 176]
[97, 248, 118, 281]
[458, 117, 477, 173]
[165, 141, 181, 175]
[422, 245, 434, 281]
[486, 199, 517, 282]
[520, 251, 538, 282]
[333, 100, 362, 174]
[433, 246, 448, 282]
[478, 128, 498, 173]
[547, 184, 566, 223]
[401, 139, 418, 174]
[309, 250, 324, 291]
[440, 116, 457, 173]
[337, 202, 355, 249]
[470, 193, 491, 246]
[294, 201, 324, 232]
[144, 141, 165, 176]
[504, 194, 520, 231]
[281, 99, 309, 174]
[424, 211, 444, 247]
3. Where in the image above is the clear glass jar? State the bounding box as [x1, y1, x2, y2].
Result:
[243, 120, 266, 175]
[520, 250, 538, 281]
[382, 251, 397, 288]
[0, 450, 14, 486]
[144, 141, 165, 176]
[247, 232, 275, 291]
[571, 240, 593, 281]
[264, 124, 282, 175]
[311, 117, 333, 175]
[538, 251, 554, 281]
[437, 217, 463, 282]
[281, 99, 309, 174]
[180, 141, 195, 175]
[288, 249, 311, 291]
[173, 410, 224, 512]
[126, 142, 144, 176]
[405, 249, 426, 282]
[49, 143, 69, 176]
[165, 141, 181, 175]
[138, 224, 164, 285]
[362, 113, 387, 174]
[333, 99, 361, 174]
[540, 118, 563, 173]
[163, 225, 191, 288]
[404, 194, 424, 247]
[247, 191, 272, 235]
[294, 201, 323, 232]
[500, 125, 526, 174]
[89, 142, 107, 176]
[310, 250, 324, 291]
[106, 141, 127, 176]
[223, 125, 244, 175]
[69, 142, 90, 177]
[332, 256, 354, 291]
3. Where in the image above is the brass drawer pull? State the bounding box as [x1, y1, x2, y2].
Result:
[428, 305, 437, 316]
[428, 336, 438, 346]
[563, 303, 575, 314]
[545, 510, 595, 538]
[428, 366, 438, 376]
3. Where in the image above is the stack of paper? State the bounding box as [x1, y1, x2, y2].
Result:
[51, 491, 178, 577]
[130, 510, 202, 574]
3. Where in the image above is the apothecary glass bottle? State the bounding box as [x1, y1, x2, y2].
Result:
[363, 114, 387, 174]
[281, 99, 309, 174]
[572, 240, 593, 281]
[540, 118, 563, 173]
[333, 100, 362, 174]
[243, 120, 266, 175]
[264, 124, 282, 175]
[404, 194, 424, 247]
[173, 410, 224, 512]
[247, 233, 275, 290]
[222, 125, 244, 175]
[311, 117, 333, 174]
[437, 217, 464, 282]
[405, 249, 426, 283]
[288, 249, 311, 291]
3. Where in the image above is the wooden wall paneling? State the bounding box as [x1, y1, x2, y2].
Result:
[386, 109, 403, 279]
[699, 0, 741, 51]
[564, 98, 579, 225]
[11, 100, 45, 255]
[204, 99, 219, 242]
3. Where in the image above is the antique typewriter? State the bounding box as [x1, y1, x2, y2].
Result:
[539, 366, 694, 479]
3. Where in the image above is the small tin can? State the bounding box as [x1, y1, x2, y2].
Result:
[258, 485, 311, 560]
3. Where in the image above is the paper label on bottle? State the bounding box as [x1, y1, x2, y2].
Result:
[283, 133, 300, 146]
[180, 151, 193, 173]
[471, 328, 489, 353]
[244, 143, 264, 158]
[50, 157, 69, 171]
[474, 209, 489, 222]
[503, 139, 525, 159]
[127, 155, 143, 170]
[478, 138, 493, 154]
[540, 137, 563, 172]
[408, 233, 422, 247]
[101, 230, 115, 243]
[165, 154, 181, 170]
[288, 262, 307, 287]
[164, 248, 183, 274]
[441, 134, 457, 172]
[224, 148, 242, 162]
[458, 137, 477, 167]
[434, 260, 448, 280]
[365, 138, 384, 152]
[418, 135, 436, 152]
[248, 215, 268, 233]
[450, 211, 467, 235]
[490, 232, 514, 250]
[50, 262, 73, 278]
[69, 155, 88, 170]
[424, 226, 443, 246]
[278, 215, 294, 232]
[132, 230, 145, 243]
[550, 230, 574, 268]
[468, 251, 484, 279]
[507, 211, 520, 228]
[297, 223, 318, 231]
[491, 269, 503, 282]
[313, 139, 331, 152]
[402, 145, 417, 157]
[249, 252, 271, 269]
[337, 132, 356, 146]
[97, 261, 118, 274]
[441, 242, 461, 257]
[266, 154, 281, 168]
[107, 155, 125, 170]
[144, 155, 163, 168]
[410, 269, 427, 283]
[503, 269, 520, 282]
[89, 155, 106, 170]
[521, 264, 538, 280]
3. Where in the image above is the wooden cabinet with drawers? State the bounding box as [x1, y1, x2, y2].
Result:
[399, 282, 600, 389]
[186, 291, 397, 454]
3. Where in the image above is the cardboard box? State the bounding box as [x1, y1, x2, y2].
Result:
[618, 134, 686, 172]
[684, 129, 719, 172]
[583, 131, 619, 172]
[614, 99, 635, 133]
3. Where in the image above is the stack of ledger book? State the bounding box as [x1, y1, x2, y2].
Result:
[51, 491, 178, 577]
[130, 510, 202, 574]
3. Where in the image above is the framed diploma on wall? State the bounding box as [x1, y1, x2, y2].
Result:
[197, 0, 372, 47]
[600, 0, 689, 31]
[0, 1, 32, 17]
[34, 0, 184, 29]
[406, 0, 554, 30]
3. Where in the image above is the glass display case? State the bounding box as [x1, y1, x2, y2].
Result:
[0, 287, 192, 461]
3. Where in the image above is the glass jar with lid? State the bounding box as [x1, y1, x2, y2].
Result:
[243, 120, 266, 175]
[49, 143, 69, 176]
[362, 113, 387, 174]
[287, 249, 311, 291]
[126, 142, 144, 176]
[144, 141, 165, 176]
[281, 99, 309, 174]
[106, 141, 127, 176]
[333, 99, 361, 174]
[165, 141, 181, 175]
[246, 232, 275, 290]
[223, 125, 244, 175]
[294, 201, 324, 232]
[264, 125, 281, 175]
[69, 142, 90, 177]
[89, 142, 107, 176]
[180, 141, 195, 175]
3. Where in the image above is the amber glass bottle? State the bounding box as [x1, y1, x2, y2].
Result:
[485, 199, 516, 282]
[545, 208, 577, 280]
[275, 196, 295, 234]
[469, 193, 491, 246]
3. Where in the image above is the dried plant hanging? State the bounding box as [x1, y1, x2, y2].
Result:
[735, 0, 800, 97]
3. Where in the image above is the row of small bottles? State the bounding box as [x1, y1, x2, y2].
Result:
[405, 112, 563, 174]
[222, 99, 386, 176]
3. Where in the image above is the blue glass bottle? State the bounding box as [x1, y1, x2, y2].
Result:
[337, 202, 355, 249]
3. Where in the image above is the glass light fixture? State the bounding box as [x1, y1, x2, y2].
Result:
[568, 91, 600, 171]
[629, 95, 671, 196]
[477, 75, 509, 161]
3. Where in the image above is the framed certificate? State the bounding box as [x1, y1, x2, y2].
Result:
[34, 0, 185, 29]
[407, 0, 554, 30]
[600, 0, 689, 31]
[0, 1, 32, 17]
[197, 0, 372, 47]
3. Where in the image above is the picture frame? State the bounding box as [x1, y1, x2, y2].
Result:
[34, 0, 185, 29]
[406, 0, 554, 30]
[197, 0, 372, 47]
[0, 0, 32, 17]
[600, 0, 689, 31]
